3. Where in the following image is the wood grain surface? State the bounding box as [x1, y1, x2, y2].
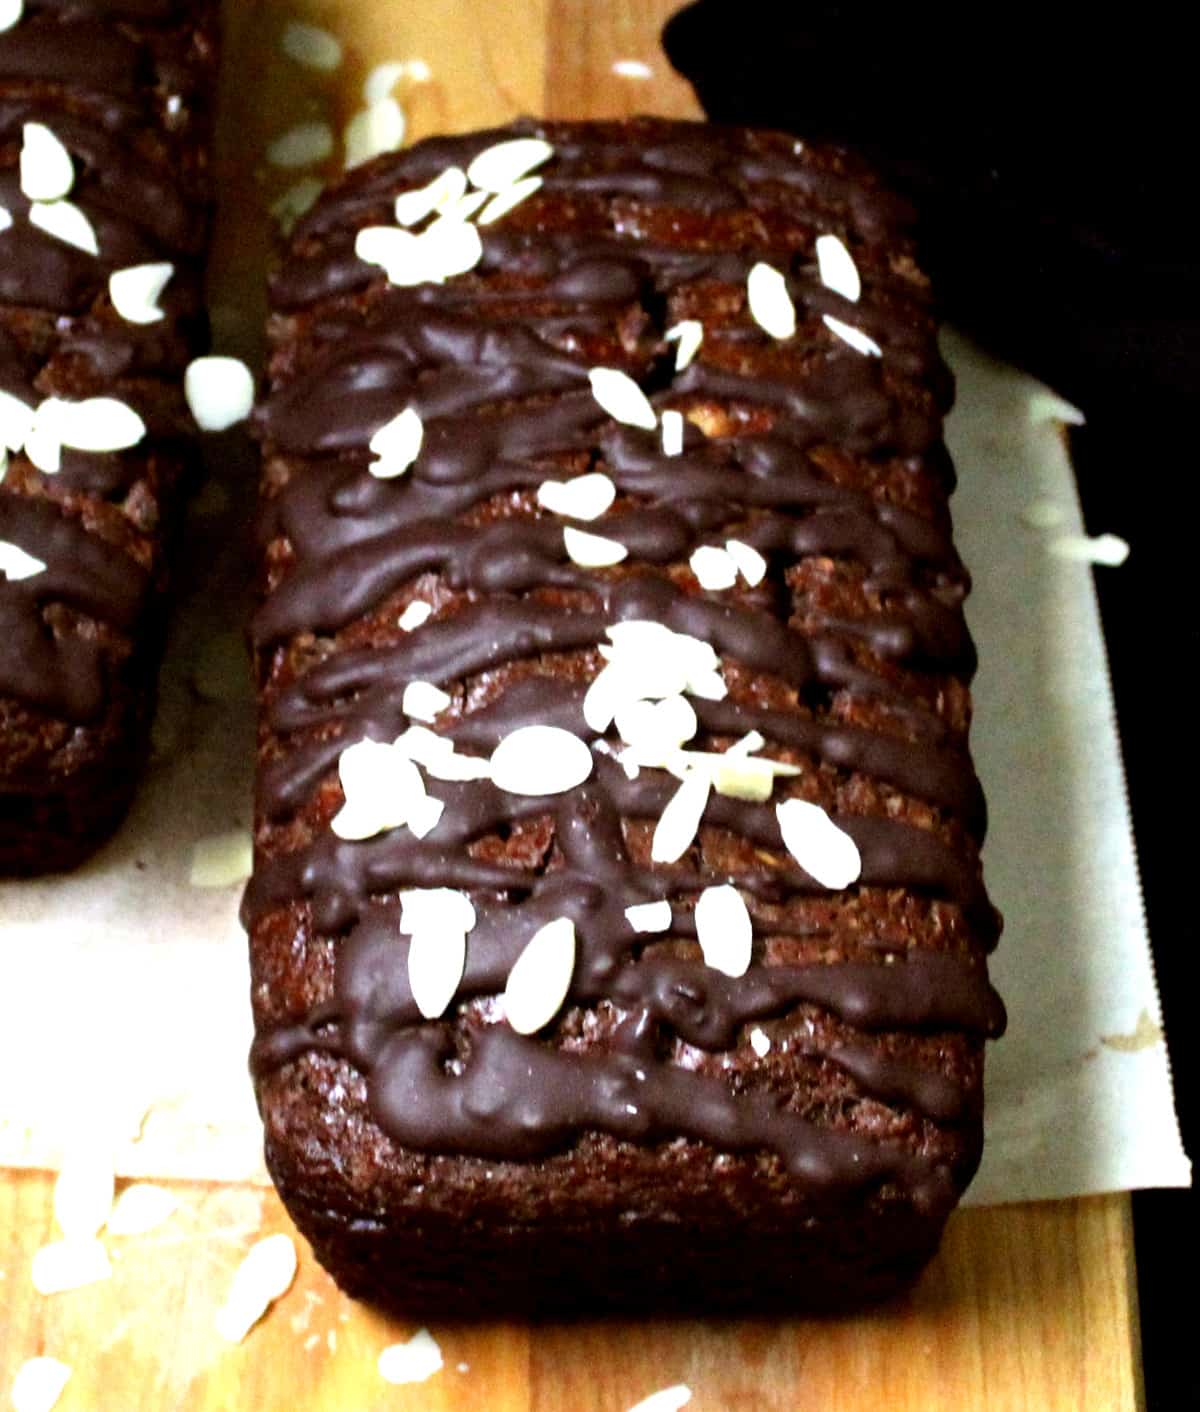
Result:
[0, 2, 1145, 1409]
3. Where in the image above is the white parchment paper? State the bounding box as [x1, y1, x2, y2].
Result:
[0, 331, 1190, 1201]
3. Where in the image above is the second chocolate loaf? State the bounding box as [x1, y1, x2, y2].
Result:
[1, 0, 220, 872]
[246, 117, 1005, 1313]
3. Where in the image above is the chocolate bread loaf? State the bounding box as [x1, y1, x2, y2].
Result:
[0, 0, 219, 873]
[246, 117, 1006, 1314]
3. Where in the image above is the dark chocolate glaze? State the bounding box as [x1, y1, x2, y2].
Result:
[248, 119, 1003, 1195]
[0, 1, 214, 723]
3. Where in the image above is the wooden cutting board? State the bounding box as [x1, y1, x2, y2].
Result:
[0, 2, 1144, 1408]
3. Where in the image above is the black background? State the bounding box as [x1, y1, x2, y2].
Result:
[662, 5, 1195, 1404]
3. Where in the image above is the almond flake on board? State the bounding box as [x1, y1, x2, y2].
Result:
[265, 121, 333, 169]
[660, 409, 684, 457]
[53, 1143, 114, 1239]
[214, 1233, 297, 1343]
[31, 1239, 111, 1295]
[11, 1358, 71, 1412]
[377, 1327, 444, 1384]
[626, 1386, 693, 1412]
[612, 58, 654, 78]
[106, 1183, 178, 1236]
[270, 177, 323, 235]
[364, 60, 407, 105]
[344, 98, 406, 169]
[280, 19, 342, 71]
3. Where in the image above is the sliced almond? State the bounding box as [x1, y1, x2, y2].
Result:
[20, 122, 74, 202]
[537, 471, 616, 521]
[53, 1143, 114, 1239]
[724, 538, 767, 586]
[489, 725, 593, 796]
[399, 887, 476, 937]
[815, 233, 861, 302]
[265, 121, 333, 169]
[651, 769, 710, 863]
[11, 1358, 71, 1412]
[398, 600, 433, 630]
[344, 99, 406, 169]
[109, 262, 173, 324]
[106, 1183, 178, 1236]
[31, 1238, 111, 1295]
[407, 926, 467, 1020]
[402, 680, 450, 722]
[822, 314, 882, 357]
[776, 797, 862, 888]
[504, 916, 576, 1035]
[664, 319, 702, 370]
[0, 539, 46, 581]
[394, 166, 467, 226]
[214, 1233, 297, 1343]
[588, 367, 657, 430]
[478, 175, 543, 226]
[377, 1328, 444, 1384]
[466, 136, 553, 193]
[694, 884, 753, 977]
[29, 200, 98, 255]
[689, 544, 738, 591]
[625, 900, 672, 934]
[747, 261, 795, 339]
[280, 19, 342, 71]
[563, 525, 627, 567]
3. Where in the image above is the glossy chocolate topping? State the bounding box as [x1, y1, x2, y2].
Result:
[247, 118, 1003, 1198]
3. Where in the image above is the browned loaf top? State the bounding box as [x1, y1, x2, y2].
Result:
[246, 116, 1006, 1314]
[0, 0, 219, 873]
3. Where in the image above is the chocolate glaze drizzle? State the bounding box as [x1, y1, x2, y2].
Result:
[0, 1, 215, 725]
[247, 118, 1005, 1202]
